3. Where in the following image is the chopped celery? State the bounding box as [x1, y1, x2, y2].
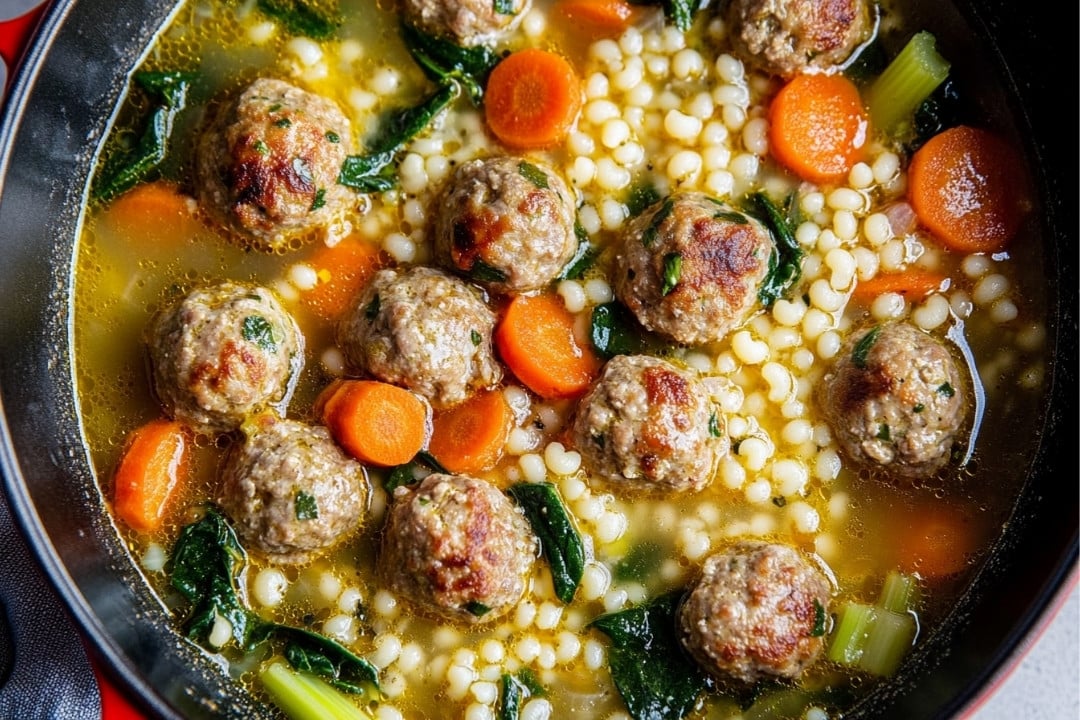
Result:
[260, 662, 372, 720]
[858, 609, 917, 676]
[827, 602, 877, 665]
[878, 570, 920, 614]
[865, 31, 950, 136]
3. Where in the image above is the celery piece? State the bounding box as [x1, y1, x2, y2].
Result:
[260, 662, 372, 720]
[865, 31, 950, 136]
[826, 602, 877, 665]
[878, 570, 920, 614]
[858, 609, 917, 676]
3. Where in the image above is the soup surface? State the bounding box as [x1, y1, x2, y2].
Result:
[74, 0, 1049, 718]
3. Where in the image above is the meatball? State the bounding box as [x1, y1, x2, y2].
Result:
[817, 321, 969, 479]
[613, 192, 774, 346]
[432, 156, 578, 293]
[336, 266, 501, 408]
[677, 541, 832, 684]
[378, 473, 537, 624]
[571, 354, 728, 494]
[146, 281, 304, 435]
[218, 413, 369, 563]
[399, 0, 530, 46]
[726, 0, 871, 78]
[195, 78, 355, 251]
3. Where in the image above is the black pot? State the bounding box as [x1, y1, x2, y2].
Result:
[0, 0, 1076, 718]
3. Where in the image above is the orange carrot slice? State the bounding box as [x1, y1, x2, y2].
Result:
[907, 125, 1030, 254]
[301, 236, 387, 321]
[319, 380, 430, 467]
[112, 418, 189, 533]
[427, 389, 514, 474]
[484, 48, 583, 150]
[495, 293, 601, 399]
[768, 73, 869, 184]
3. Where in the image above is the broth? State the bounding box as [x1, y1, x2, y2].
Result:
[73, 0, 1049, 717]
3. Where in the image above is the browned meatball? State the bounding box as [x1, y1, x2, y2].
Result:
[218, 413, 369, 563]
[571, 354, 728, 494]
[677, 541, 832, 684]
[399, 0, 531, 46]
[196, 78, 355, 251]
[336, 266, 502, 408]
[145, 281, 304, 435]
[378, 473, 538, 624]
[613, 192, 773, 346]
[432, 156, 578, 293]
[726, 0, 871, 78]
[817, 321, 969, 479]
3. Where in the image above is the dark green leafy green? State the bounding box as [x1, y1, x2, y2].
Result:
[242, 315, 277, 351]
[625, 181, 661, 217]
[508, 482, 585, 604]
[852, 325, 881, 368]
[168, 508, 379, 693]
[641, 198, 674, 248]
[401, 23, 499, 105]
[384, 450, 450, 493]
[517, 160, 550, 189]
[745, 192, 803, 307]
[629, 0, 704, 32]
[92, 71, 196, 203]
[467, 258, 509, 284]
[256, 0, 341, 39]
[557, 223, 598, 280]
[590, 301, 647, 359]
[589, 591, 710, 720]
[339, 81, 460, 192]
[661, 252, 682, 296]
[294, 491, 319, 520]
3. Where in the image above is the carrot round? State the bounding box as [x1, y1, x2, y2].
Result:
[112, 418, 189, 533]
[484, 48, 583, 150]
[768, 73, 869, 184]
[301, 236, 386, 321]
[319, 380, 430, 467]
[907, 125, 1029, 254]
[554, 0, 641, 39]
[428, 389, 514, 474]
[101, 181, 201, 245]
[851, 269, 949, 302]
[895, 502, 985, 579]
[495, 293, 601, 399]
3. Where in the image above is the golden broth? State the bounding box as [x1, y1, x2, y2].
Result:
[74, 0, 1049, 717]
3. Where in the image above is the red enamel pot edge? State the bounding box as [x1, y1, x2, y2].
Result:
[0, 0, 1076, 719]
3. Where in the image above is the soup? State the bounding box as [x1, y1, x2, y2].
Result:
[73, 0, 1048, 718]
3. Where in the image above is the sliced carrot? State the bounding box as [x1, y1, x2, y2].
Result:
[851, 269, 949, 302]
[768, 73, 869, 184]
[553, 0, 641, 39]
[894, 501, 986, 580]
[427, 388, 514, 474]
[112, 418, 189, 533]
[484, 48, 583, 150]
[495, 293, 602, 399]
[907, 125, 1029, 254]
[301, 236, 387, 321]
[101, 181, 201, 245]
[319, 379, 430, 467]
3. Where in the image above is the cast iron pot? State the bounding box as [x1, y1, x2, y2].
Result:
[0, 0, 1076, 718]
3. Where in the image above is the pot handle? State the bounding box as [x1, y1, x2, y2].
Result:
[0, 1, 47, 99]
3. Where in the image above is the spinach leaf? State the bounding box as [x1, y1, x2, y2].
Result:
[384, 449, 450, 493]
[339, 81, 460, 192]
[498, 670, 544, 720]
[168, 508, 379, 693]
[557, 223, 599, 281]
[256, 0, 341, 39]
[625, 180, 661, 217]
[745, 192, 803, 307]
[242, 315, 277, 351]
[508, 482, 586, 604]
[852, 325, 881, 368]
[661, 252, 682, 296]
[401, 23, 499, 105]
[590, 301, 647, 359]
[92, 71, 196, 203]
[628, 0, 704, 32]
[589, 591, 710, 720]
